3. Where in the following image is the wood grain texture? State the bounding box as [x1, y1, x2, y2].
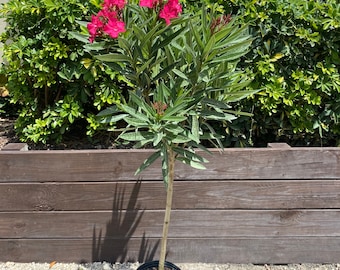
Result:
[1, 210, 340, 238]
[1, 147, 340, 182]
[1, 237, 340, 264]
[2, 146, 340, 264]
[1, 180, 340, 211]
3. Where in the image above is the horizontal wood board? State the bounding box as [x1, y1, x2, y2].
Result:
[2, 210, 340, 238]
[2, 238, 340, 264]
[1, 144, 340, 264]
[1, 147, 340, 181]
[1, 180, 340, 211]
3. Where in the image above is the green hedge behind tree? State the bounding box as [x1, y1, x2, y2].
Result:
[0, 0, 125, 143]
[219, 0, 340, 146]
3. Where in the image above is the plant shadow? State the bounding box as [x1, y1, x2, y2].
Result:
[92, 180, 159, 263]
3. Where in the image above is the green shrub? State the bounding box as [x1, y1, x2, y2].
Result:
[217, 0, 340, 146]
[0, 0, 123, 143]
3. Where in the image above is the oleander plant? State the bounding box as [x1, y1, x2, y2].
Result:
[72, 0, 255, 269]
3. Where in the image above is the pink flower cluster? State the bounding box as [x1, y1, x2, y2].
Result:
[87, 0, 126, 42]
[140, 0, 182, 25]
[88, 0, 182, 42]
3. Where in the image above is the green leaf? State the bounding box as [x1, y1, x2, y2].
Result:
[151, 26, 187, 54]
[190, 21, 204, 51]
[153, 132, 164, 147]
[95, 53, 132, 63]
[124, 117, 148, 127]
[223, 90, 260, 102]
[69, 31, 89, 43]
[161, 99, 192, 119]
[137, 57, 155, 74]
[75, 20, 90, 28]
[161, 146, 169, 187]
[141, 22, 163, 48]
[135, 150, 161, 175]
[119, 131, 153, 141]
[120, 103, 150, 122]
[118, 38, 131, 53]
[172, 134, 191, 143]
[202, 122, 224, 149]
[164, 124, 185, 135]
[84, 41, 107, 52]
[202, 98, 231, 110]
[191, 115, 200, 144]
[172, 69, 189, 80]
[161, 115, 186, 122]
[173, 147, 208, 163]
[213, 20, 234, 42]
[153, 62, 179, 81]
[132, 24, 146, 43]
[97, 106, 120, 117]
[200, 110, 237, 121]
[202, 35, 216, 61]
[100, 114, 129, 124]
[129, 92, 155, 117]
[176, 156, 206, 170]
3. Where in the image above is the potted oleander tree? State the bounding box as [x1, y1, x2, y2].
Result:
[72, 0, 255, 269]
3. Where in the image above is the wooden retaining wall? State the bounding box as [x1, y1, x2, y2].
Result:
[1, 143, 340, 264]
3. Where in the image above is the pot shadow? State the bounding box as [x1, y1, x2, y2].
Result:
[92, 180, 159, 263]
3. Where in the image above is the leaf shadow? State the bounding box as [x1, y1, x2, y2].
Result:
[92, 179, 159, 263]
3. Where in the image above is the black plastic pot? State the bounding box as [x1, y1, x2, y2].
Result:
[137, 260, 181, 270]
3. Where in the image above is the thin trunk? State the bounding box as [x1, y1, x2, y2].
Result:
[159, 148, 175, 270]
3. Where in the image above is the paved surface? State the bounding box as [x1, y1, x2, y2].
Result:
[1, 262, 340, 270]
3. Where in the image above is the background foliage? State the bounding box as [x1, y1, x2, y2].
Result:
[1, 0, 340, 147]
[220, 0, 340, 146]
[0, 0, 124, 143]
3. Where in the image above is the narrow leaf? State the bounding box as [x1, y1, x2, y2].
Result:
[100, 114, 128, 124]
[120, 104, 150, 122]
[135, 150, 161, 175]
[95, 53, 132, 63]
[69, 31, 89, 43]
[191, 115, 200, 143]
[202, 35, 216, 60]
[119, 131, 153, 141]
[97, 106, 120, 117]
[176, 157, 206, 170]
[172, 69, 189, 80]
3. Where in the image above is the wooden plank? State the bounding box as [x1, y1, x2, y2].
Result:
[0, 143, 28, 151]
[1, 210, 340, 238]
[2, 180, 340, 211]
[267, 143, 291, 148]
[1, 148, 340, 182]
[1, 237, 340, 264]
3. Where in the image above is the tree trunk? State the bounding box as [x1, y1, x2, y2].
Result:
[159, 148, 175, 270]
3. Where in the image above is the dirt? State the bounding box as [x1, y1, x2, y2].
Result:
[0, 117, 17, 149]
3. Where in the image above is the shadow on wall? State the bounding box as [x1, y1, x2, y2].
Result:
[92, 180, 159, 263]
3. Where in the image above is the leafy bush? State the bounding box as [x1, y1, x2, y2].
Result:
[216, 0, 340, 146]
[0, 0, 124, 143]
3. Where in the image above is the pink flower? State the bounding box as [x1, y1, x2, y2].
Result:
[102, 0, 126, 10]
[103, 17, 126, 39]
[159, 0, 182, 25]
[98, 9, 118, 22]
[87, 15, 104, 43]
[140, 0, 160, 8]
